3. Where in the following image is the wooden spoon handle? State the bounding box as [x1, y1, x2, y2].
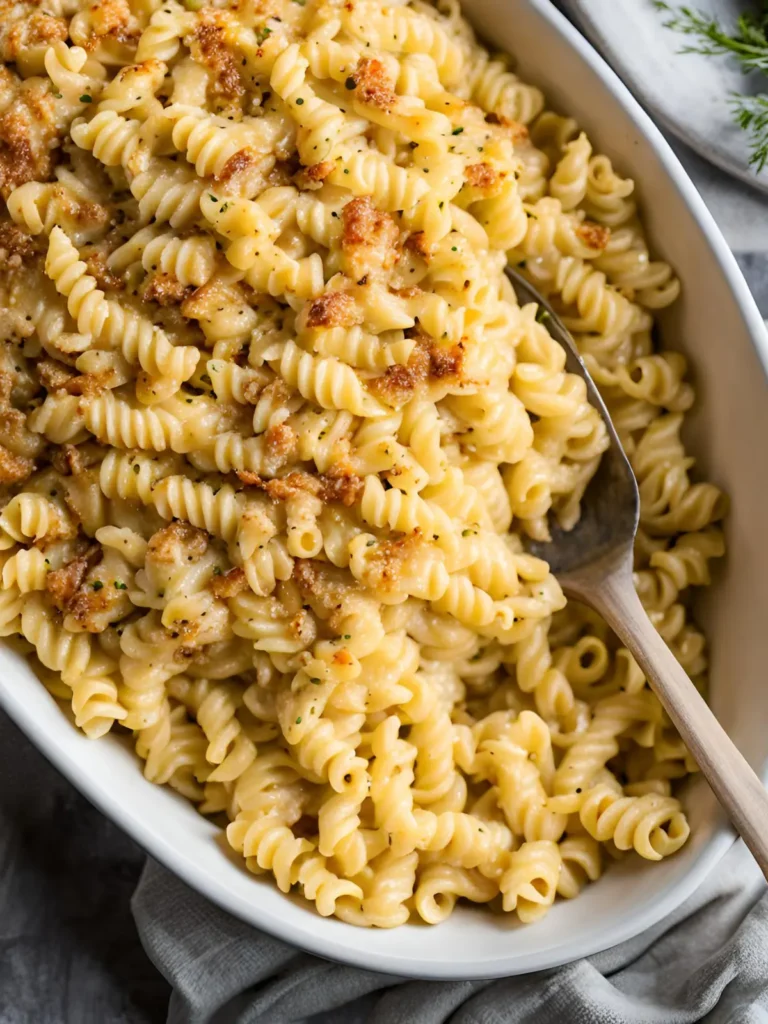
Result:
[586, 567, 768, 880]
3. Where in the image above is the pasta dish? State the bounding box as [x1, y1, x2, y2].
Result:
[0, 0, 727, 927]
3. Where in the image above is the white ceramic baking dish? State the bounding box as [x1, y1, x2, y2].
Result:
[1, 0, 767, 981]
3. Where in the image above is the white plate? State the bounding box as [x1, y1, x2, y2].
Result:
[563, 0, 768, 196]
[2, 0, 768, 981]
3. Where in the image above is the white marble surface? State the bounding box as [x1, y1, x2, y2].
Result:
[671, 138, 768, 253]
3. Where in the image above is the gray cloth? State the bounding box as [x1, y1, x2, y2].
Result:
[131, 844, 768, 1024]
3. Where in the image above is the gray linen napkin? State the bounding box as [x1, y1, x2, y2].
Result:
[132, 844, 768, 1024]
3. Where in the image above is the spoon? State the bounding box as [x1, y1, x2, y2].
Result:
[506, 266, 768, 879]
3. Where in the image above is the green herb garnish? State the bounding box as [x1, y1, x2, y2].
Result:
[733, 95, 768, 170]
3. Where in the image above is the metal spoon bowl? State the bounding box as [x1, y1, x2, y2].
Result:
[507, 269, 639, 582]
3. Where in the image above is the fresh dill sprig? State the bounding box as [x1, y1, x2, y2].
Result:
[655, 1, 768, 170]
[732, 92, 768, 171]
[654, 1, 768, 72]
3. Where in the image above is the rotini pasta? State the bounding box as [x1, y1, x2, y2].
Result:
[0, 0, 722, 930]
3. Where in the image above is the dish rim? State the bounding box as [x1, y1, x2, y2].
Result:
[1, 0, 767, 982]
